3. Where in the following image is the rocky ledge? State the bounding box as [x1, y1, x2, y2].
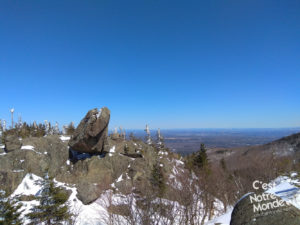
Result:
[0, 107, 182, 205]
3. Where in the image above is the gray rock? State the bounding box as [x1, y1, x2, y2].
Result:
[4, 135, 22, 152]
[0, 135, 69, 193]
[230, 193, 300, 225]
[76, 181, 102, 204]
[0, 171, 25, 193]
[69, 107, 110, 154]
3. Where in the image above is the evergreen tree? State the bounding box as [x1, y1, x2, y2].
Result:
[220, 157, 227, 171]
[0, 190, 23, 225]
[36, 123, 46, 137]
[26, 173, 72, 225]
[124, 144, 129, 155]
[150, 162, 165, 197]
[66, 122, 75, 135]
[193, 143, 208, 169]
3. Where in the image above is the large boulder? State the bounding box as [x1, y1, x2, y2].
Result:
[76, 181, 103, 204]
[230, 192, 300, 225]
[4, 135, 22, 152]
[69, 107, 110, 154]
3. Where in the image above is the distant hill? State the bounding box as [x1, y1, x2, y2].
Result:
[207, 131, 300, 164]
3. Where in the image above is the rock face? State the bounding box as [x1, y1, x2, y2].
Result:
[69, 107, 110, 154]
[0, 135, 69, 193]
[230, 193, 300, 225]
[4, 135, 22, 152]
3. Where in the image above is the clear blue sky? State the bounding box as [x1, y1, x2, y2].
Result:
[0, 0, 299, 129]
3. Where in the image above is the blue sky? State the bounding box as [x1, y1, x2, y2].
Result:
[0, 0, 299, 129]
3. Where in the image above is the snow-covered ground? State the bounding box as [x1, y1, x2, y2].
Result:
[11, 173, 109, 225]
[11, 156, 300, 225]
[11, 157, 224, 225]
[205, 208, 233, 225]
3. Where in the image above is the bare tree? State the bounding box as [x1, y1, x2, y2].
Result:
[145, 124, 152, 145]
[10, 108, 14, 128]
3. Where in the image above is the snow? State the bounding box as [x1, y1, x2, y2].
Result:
[96, 108, 102, 118]
[21, 145, 35, 150]
[205, 208, 233, 225]
[12, 173, 43, 197]
[13, 172, 228, 225]
[21, 145, 42, 155]
[109, 146, 115, 153]
[13, 170, 24, 173]
[266, 175, 300, 209]
[291, 172, 297, 177]
[66, 160, 70, 165]
[174, 159, 184, 165]
[0, 144, 4, 148]
[116, 174, 123, 183]
[12, 168, 300, 225]
[13, 170, 24, 172]
[60, 135, 71, 141]
[159, 151, 168, 156]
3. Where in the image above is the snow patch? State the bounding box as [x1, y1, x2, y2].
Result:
[175, 159, 184, 165]
[12, 173, 43, 197]
[205, 208, 233, 225]
[21, 145, 35, 150]
[21, 145, 42, 155]
[12, 169, 24, 173]
[110, 146, 115, 153]
[96, 108, 102, 118]
[60, 135, 71, 141]
[116, 174, 123, 183]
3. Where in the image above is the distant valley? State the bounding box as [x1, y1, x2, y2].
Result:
[125, 128, 300, 155]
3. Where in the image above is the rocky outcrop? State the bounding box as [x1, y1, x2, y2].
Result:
[4, 135, 22, 152]
[0, 121, 176, 205]
[230, 193, 300, 225]
[0, 135, 69, 193]
[69, 107, 110, 154]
